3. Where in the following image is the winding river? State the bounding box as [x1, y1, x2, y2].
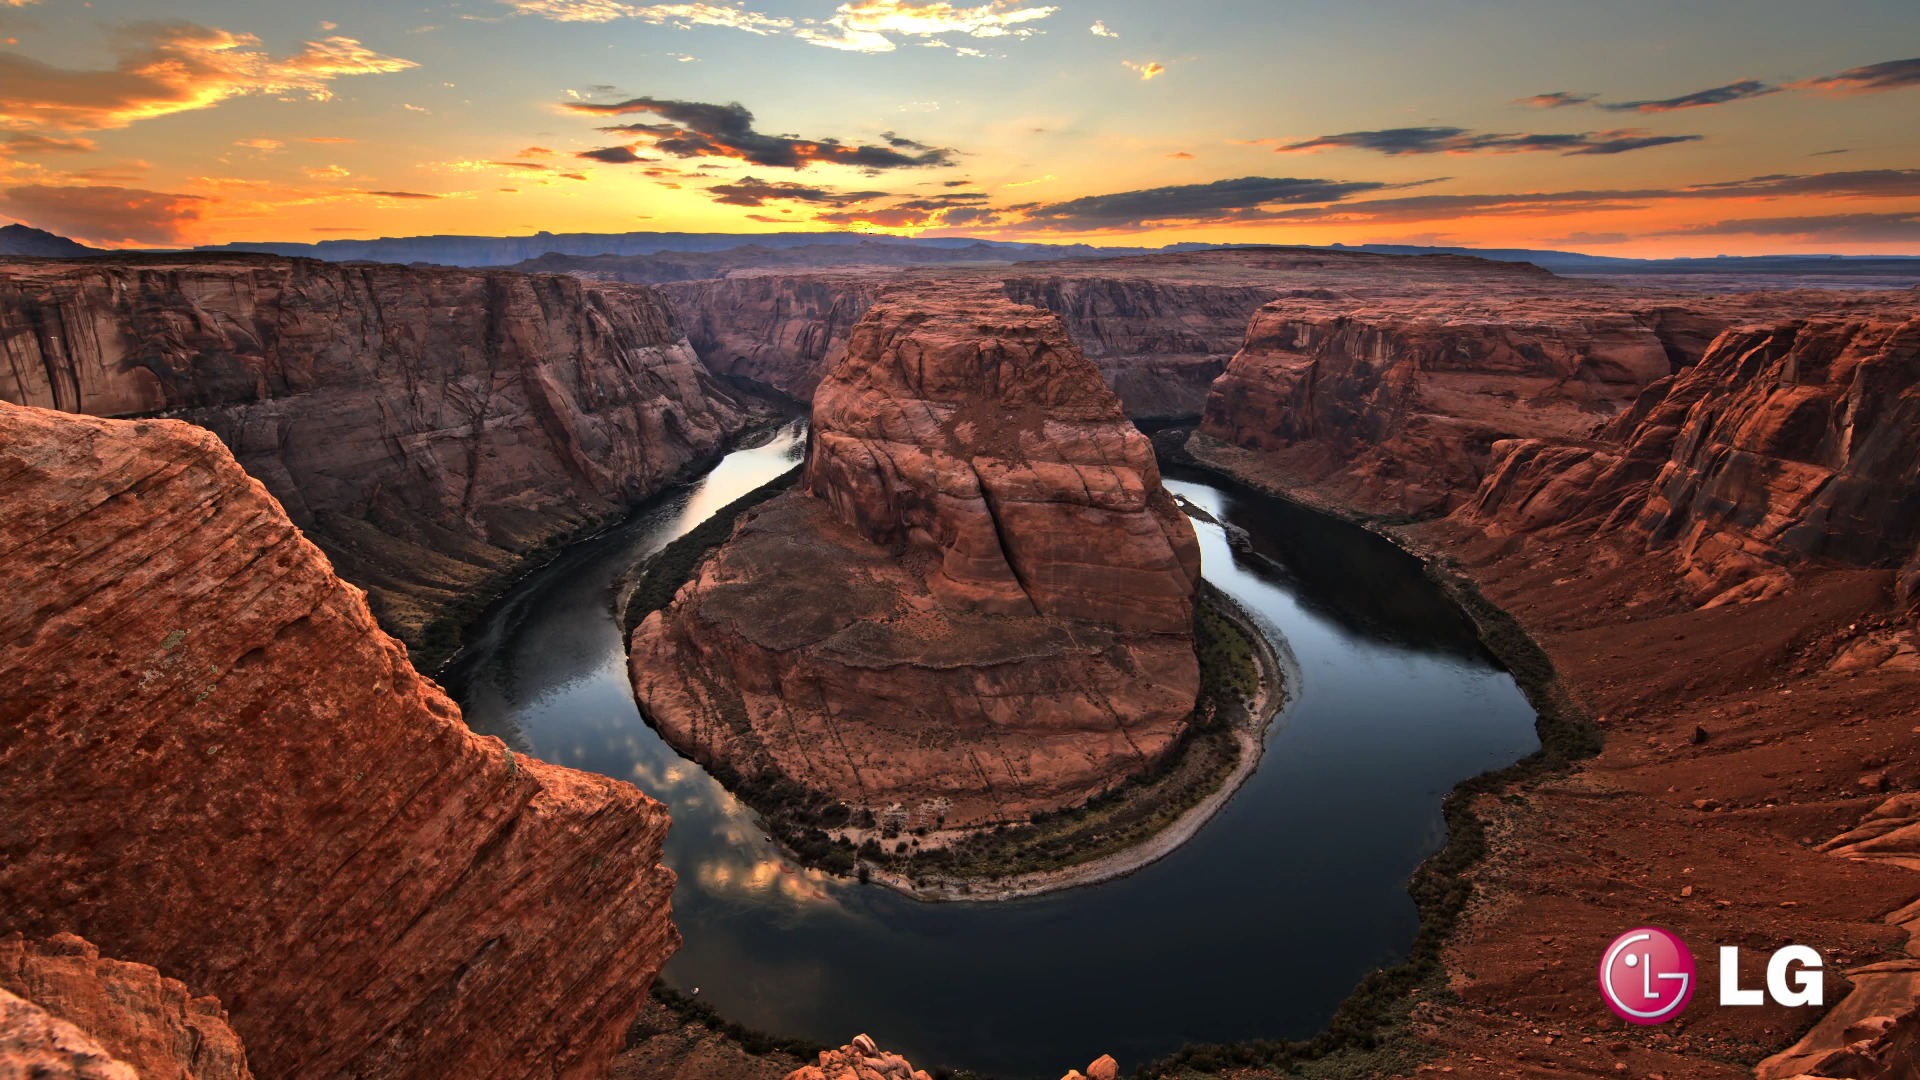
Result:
[442, 420, 1540, 1079]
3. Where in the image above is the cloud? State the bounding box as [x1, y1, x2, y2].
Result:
[1165, 151, 1194, 160]
[305, 136, 356, 144]
[1277, 125, 1702, 156]
[365, 190, 440, 199]
[1792, 57, 1920, 96]
[1011, 175, 1389, 230]
[797, 0, 1058, 53]
[577, 145, 648, 163]
[1089, 20, 1116, 37]
[1123, 60, 1165, 80]
[1656, 212, 1920, 242]
[0, 184, 205, 245]
[234, 138, 284, 150]
[565, 96, 955, 169]
[703, 175, 888, 206]
[1515, 91, 1595, 108]
[302, 164, 350, 179]
[1598, 78, 1780, 113]
[1542, 231, 1633, 246]
[500, 0, 792, 31]
[1, 133, 96, 154]
[0, 21, 415, 132]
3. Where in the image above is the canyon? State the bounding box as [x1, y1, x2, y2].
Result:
[0, 401, 679, 1078]
[630, 291, 1203, 828]
[0, 254, 758, 656]
[3, 241, 1918, 1080]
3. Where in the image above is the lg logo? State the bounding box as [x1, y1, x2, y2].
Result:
[1598, 927, 1824, 1024]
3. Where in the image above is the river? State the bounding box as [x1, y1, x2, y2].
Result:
[442, 420, 1539, 1079]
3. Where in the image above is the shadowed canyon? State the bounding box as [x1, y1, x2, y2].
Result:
[2, 242, 1918, 1080]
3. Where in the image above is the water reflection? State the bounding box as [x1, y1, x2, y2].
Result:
[445, 430, 1541, 1079]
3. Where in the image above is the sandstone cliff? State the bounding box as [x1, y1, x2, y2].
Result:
[1000, 275, 1278, 418]
[1460, 317, 1920, 607]
[0, 934, 250, 1080]
[0, 402, 679, 1079]
[0, 255, 754, 650]
[662, 273, 880, 401]
[631, 294, 1201, 826]
[664, 260, 1282, 419]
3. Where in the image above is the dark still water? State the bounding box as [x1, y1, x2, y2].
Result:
[442, 428, 1539, 1080]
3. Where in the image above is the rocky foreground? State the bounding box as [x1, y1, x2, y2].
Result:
[0, 402, 679, 1078]
[0, 254, 756, 650]
[632, 292, 1201, 827]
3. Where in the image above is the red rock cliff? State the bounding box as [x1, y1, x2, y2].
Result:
[0, 934, 251, 1080]
[0, 402, 679, 1079]
[662, 273, 881, 401]
[0, 255, 753, 646]
[630, 294, 1201, 825]
[1460, 316, 1920, 607]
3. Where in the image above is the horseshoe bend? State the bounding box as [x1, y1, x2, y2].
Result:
[3, 12, 1920, 1072]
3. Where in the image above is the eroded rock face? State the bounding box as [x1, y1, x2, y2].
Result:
[0, 402, 679, 1079]
[662, 273, 880, 401]
[1461, 318, 1920, 607]
[0, 935, 250, 1080]
[0, 987, 134, 1080]
[632, 295, 1201, 825]
[0, 255, 752, 646]
[1189, 260, 1912, 517]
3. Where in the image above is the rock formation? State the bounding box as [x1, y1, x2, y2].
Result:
[1, 987, 134, 1080]
[662, 273, 881, 401]
[1461, 317, 1920, 607]
[631, 294, 1201, 825]
[0, 402, 679, 1079]
[0, 934, 251, 1080]
[781, 1036, 1119, 1080]
[1189, 257, 1913, 517]
[1001, 275, 1278, 418]
[0, 254, 754, 649]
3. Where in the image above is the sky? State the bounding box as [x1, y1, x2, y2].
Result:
[0, 0, 1916, 255]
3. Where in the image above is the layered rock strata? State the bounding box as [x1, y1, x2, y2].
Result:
[0, 402, 679, 1079]
[0, 934, 251, 1080]
[631, 295, 1201, 825]
[1460, 317, 1920, 607]
[0, 255, 753, 646]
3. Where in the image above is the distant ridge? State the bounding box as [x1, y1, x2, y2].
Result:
[0, 224, 102, 258]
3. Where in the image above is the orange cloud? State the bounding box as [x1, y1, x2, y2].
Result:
[0, 22, 416, 132]
[1, 133, 96, 154]
[1123, 60, 1166, 80]
[0, 184, 206, 245]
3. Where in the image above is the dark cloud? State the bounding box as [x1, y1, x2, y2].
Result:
[1278, 126, 1702, 156]
[1515, 91, 1596, 108]
[1793, 57, 1920, 95]
[704, 176, 888, 207]
[563, 96, 953, 169]
[1599, 78, 1780, 113]
[1689, 169, 1920, 198]
[1012, 175, 1389, 229]
[1, 133, 98, 154]
[0, 183, 205, 245]
[1656, 212, 1920, 242]
[577, 145, 647, 163]
[366, 190, 439, 199]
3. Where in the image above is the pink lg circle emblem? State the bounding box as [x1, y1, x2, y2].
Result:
[1599, 927, 1696, 1024]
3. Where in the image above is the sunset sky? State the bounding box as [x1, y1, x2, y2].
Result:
[2, 0, 1916, 254]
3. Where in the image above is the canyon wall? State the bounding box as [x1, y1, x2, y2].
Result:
[0, 255, 754, 648]
[1460, 316, 1920, 606]
[631, 293, 1201, 825]
[0, 402, 680, 1079]
[664, 265, 1281, 418]
[661, 273, 881, 401]
[1196, 298, 1728, 516]
[1000, 275, 1279, 418]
